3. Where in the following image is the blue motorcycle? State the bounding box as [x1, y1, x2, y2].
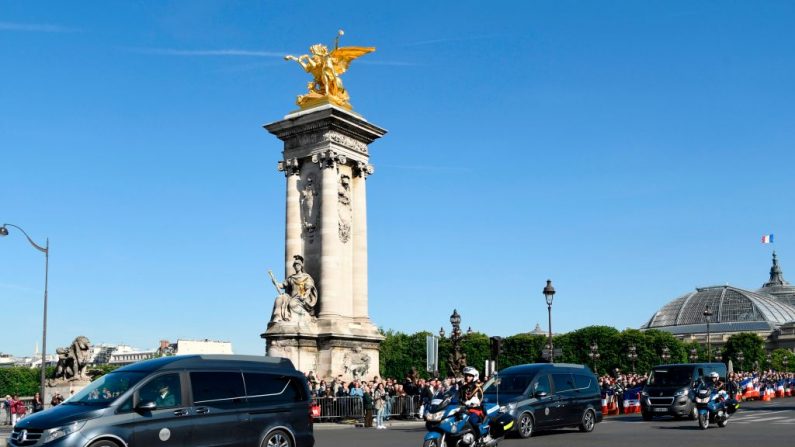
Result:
[692, 383, 736, 430]
[422, 394, 513, 447]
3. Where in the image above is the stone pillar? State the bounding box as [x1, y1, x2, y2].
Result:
[280, 159, 303, 274]
[319, 153, 343, 319]
[352, 165, 370, 322]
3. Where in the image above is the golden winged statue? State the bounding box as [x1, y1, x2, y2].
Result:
[285, 29, 374, 110]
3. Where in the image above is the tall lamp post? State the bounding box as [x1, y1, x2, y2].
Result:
[543, 280, 556, 363]
[703, 305, 713, 360]
[661, 346, 671, 363]
[627, 344, 638, 373]
[0, 223, 49, 402]
[588, 341, 600, 374]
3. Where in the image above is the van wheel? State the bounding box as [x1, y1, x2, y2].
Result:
[518, 412, 534, 438]
[88, 441, 121, 447]
[263, 429, 293, 447]
[579, 409, 596, 432]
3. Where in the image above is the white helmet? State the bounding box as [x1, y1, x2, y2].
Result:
[709, 372, 719, 381]
[462, 366, 479, 382]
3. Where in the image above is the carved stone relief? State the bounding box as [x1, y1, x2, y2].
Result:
[300, 173, 318, 243]
[338, 174, 352, 243]
[285, 131, 368, 154]
[342, 345, 371, 379]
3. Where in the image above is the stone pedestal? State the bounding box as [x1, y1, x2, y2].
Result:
[261, 105, 386, 380]
[45, 379, 90, 406]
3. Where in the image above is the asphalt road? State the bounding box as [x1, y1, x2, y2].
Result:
[1, 399, 792, 446]
[315, 398, 795, 447]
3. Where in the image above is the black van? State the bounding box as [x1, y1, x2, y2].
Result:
[482, 363, 602, 439]
[9, 355, 314, 447]
[640, 362, 727, 420]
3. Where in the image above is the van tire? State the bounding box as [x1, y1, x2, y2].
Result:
[262, 429, 293, 447]
[517, 412, 534, 438]
[88, 441, 121, 447]
[579, 409, 596, 432]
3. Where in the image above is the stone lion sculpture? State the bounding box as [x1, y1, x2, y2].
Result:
[53, 336, 91, 381]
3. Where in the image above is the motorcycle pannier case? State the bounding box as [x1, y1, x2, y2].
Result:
[489, 413, 515, 437]
[726, 398, 739, 414]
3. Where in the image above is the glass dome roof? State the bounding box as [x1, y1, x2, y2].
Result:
[644, 285, 795, 331]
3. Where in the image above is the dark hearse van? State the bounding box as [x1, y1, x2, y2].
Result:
[640, 362, 727, 420]
[9, 355, 314, 447]
[482, 363, 602, 439]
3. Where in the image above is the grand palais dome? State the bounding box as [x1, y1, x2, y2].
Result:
[643, 252, 795, 336]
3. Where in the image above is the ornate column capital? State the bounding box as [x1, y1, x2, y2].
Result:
[277, 158, 300, 176]
[312, 150, 346, 169]
[354, 162, 375, 178]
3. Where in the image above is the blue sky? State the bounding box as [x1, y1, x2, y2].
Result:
[2, 1, 794, 357]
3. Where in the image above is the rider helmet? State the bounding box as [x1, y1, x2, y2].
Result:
[709, 372, 719, 383]
[462, 366, 479, 382]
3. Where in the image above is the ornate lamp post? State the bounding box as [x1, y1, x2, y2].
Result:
[627, 344, 638, 373]
[439, 327, 445, 338]
[446, 309, 465, 377]
[543, 280, 556, 363]
[661, 346, 671, 363]
[689, 347, 699, 363]
[703, 305, 713, 359]
[0, 223, 49, 403]
[588, 341, 600, 374]
[736, 351, 744, 371]
[766, 352, 772, 369]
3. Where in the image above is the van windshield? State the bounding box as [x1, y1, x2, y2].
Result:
[65, 371, 147, 406]
[483, 374, 535, 396]
[647, 366, 693, 387]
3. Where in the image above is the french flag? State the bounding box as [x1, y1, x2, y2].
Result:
[762, 234, 774, 244]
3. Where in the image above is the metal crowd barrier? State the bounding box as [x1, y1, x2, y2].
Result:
[311, 395, 423, 422]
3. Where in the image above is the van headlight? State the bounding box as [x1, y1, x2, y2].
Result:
[499, 403, 516, 413]
[43, 420, 86, 444]
[674, 388, 688, 397]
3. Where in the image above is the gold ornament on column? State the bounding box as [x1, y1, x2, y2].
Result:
[284, 29, 375, 110]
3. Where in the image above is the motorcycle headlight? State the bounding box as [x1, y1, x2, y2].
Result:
[43, 420, 86, 444]
[425, 411, 445, 422]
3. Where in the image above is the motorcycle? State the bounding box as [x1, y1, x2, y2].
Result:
[422, 394, 514, 447]
[692, 383, 736, 430]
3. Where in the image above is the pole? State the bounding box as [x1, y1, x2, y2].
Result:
[706, 319, 710, 363]
[41, 238, 48, 404]
[547, 304, 554, 363]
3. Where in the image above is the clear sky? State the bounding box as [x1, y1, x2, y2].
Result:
[2, 1, 794, 357]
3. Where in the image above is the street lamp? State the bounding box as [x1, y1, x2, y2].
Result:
[784, 356, 790, 372]
[736, 351, 744, 371]
[627, 344, 638, 373]
[689, 347, 699, 363]
[703, 305, 714, 359]
[0, 223, 49, 403]
[466, 326, 473, 335]
[713, 348, 722, 362]
[661, 346, 671, 363]
[766, 352, 772, 369]
[543, 280, 556, 363]
[588, 341, 600, 374]
[446, 309, 465, 377]
[439, 327, 445, 338]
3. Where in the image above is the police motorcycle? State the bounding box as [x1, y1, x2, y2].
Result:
[692, 372, 737, 430]
[422, 371, 514, 447]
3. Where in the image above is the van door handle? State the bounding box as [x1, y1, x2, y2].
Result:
[195, 407, 210, 415]
[173, 409, 189, 416]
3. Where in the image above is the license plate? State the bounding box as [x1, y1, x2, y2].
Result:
[653, 407, 668, 413]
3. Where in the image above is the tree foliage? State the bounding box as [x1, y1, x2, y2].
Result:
[723, 333, 766, 372]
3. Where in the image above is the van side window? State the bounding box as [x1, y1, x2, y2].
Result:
[552, 373, 575, 393]
[191, 372, 245, 408]
[534, 375, 551, 395]
[138, 373, 182, 409]
[574, 374, 592, 391]
[244, 373, 303, 404]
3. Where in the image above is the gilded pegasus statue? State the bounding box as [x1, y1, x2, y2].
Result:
[285, 29, 374, 110]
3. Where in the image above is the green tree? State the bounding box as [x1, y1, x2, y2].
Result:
[498, 333, 547, 369]
[770, 348, 795, 372]
[556, 326, 620, 375]
[723, 333, 765, 372]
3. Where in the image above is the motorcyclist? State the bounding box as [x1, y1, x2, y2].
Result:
[459, 366, 490, 444]
[706, 372, 728, 403]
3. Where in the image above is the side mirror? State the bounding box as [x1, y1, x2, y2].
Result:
[136, 400, 157, 412]
[535, 391, 548, 399]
